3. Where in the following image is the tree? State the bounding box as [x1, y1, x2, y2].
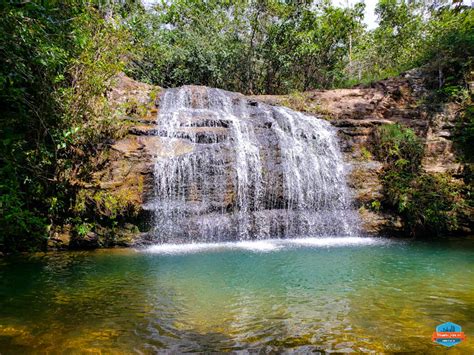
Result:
[0, 2, 131, 251]
[127, 0, 366, 94]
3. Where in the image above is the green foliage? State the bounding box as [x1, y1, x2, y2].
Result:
[0, 2, 131, 252]
[403, 174, 465, 235]
[125, 1, 473, 95]
[359, 147, 373, 161]
[75, 222, 93, 238]
[127, 0, 365, 94]
[423, 4, 474, 89]
[345, 1, 473, 89]
[0, 165, 47, 252]
[374, 124, 467, 237]
[372, 123, 423, 172]
[438, 86, 470, 102]
[353, 0, 426, 81]
[370, 200, 381, 212]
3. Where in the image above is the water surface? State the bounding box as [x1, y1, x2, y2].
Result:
[0, 237, 473, 353]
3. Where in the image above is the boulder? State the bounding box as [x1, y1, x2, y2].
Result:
[70, 231, 99, 250]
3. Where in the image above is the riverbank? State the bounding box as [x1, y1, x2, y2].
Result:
[2, 71, 472, 254]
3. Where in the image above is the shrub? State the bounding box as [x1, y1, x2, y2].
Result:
[0, 3, 130, 252]
[372, 123, 423, 172]
[374, 123, 467, 237]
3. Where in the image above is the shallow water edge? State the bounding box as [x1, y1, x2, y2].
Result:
[1, 237, 473, 353]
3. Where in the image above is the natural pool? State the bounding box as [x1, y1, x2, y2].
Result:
[0, 237, 473, 353]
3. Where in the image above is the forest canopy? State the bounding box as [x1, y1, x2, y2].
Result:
[127, 0, 473, 94]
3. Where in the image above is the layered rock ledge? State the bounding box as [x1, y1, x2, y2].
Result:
[252, 69, 470, 235]
[52, 70, 471, 249]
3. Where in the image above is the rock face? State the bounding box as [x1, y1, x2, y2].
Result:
[253, 69, 467, 235]
[57, 74, 161, 249]
[70, 69, 468, 249]
[148, 86, 359, 243]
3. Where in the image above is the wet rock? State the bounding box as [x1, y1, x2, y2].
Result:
[93, 223, 142, 247]
[253, 68, 467, 236]
[359, 208, 404, 236]
[70, 232, 100, 250]
[128, 126, 159, 136]
[47, 225, 72, 250]
[148, 86, 359, 242]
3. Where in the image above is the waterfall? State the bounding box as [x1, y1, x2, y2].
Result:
[150, 86, 358, 243]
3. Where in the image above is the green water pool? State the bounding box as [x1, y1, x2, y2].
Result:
[0, 237, 473, 353]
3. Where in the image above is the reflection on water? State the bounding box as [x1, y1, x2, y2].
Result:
[0, 238, 473, 353]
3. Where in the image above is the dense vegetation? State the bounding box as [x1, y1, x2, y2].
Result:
[372, 124, 469, 237]
[0, 0, 472, 251]
[0, 2, 133, 251]
[127, 0, 473, 94]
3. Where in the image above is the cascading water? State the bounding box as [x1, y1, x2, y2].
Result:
[150, 86, 358, 243]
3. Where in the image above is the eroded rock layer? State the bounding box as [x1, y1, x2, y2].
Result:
[148, 86, 359, 243]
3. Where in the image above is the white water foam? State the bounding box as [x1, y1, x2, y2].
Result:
[150, 86, 360, 243]
[142, 237, 387, 255]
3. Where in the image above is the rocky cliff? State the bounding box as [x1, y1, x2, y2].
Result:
[253, 69, 470, 235]
[54, 70, 470, 249]
[49, 74, 161, 249]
